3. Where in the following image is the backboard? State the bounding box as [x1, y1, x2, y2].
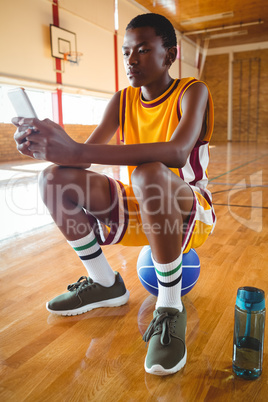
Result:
[50, 25, 77, 61]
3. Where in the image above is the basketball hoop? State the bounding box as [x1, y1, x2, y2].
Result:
[50, 25, 83, 72]
[63, 51, 83, 65]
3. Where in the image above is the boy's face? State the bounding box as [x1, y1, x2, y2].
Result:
[122, 26, 171, 88]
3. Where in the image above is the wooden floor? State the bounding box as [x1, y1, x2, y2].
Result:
[1, 142, 268, 401]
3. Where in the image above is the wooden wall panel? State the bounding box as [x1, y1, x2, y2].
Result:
[233, 49, 268, 143]
[0, 124, 19, 162]
[232, 58, 260, 142]
[201, 54, 229, 142]
[202, 49, 268, 143]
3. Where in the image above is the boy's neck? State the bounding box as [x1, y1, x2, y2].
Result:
[141, 77, 175, 101]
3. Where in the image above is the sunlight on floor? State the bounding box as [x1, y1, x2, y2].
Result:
[0, 160, 129, 243]
[0, 161, 53, 242]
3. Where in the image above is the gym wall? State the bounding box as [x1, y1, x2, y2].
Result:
[0, 0, 200, 95]
[0, 0, 200, 163]
[202, 48, 268, 143]
[1, 0, 267, 164]
[0, 0, 115, 93]
[0, 0, 194, 95]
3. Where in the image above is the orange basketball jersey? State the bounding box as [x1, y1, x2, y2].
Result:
[118, 77, 216, 251]
[119, 77, 214, 192]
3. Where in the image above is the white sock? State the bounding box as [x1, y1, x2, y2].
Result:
[152, 253, 183, 312]
[68, 232, 115, 287]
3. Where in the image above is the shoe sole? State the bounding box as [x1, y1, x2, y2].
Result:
[144, 349, 187, 376]
[46, 290, 130, 316]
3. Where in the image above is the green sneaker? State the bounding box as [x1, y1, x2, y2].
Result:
[46, 271, 129, 316]
[143, 305, 187, 375]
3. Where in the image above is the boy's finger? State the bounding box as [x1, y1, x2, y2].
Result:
[11, 117, 24, 127]
[18, 117, 36, 126]
[14, 128, 28, 142]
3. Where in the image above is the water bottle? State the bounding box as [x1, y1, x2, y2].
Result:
[232, 286, 266, 379]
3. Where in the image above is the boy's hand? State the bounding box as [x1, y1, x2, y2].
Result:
[12, 117, 90, 168]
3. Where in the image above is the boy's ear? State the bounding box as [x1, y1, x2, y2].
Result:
[166, 46, 177, 67]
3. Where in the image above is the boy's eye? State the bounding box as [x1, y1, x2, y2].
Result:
[122, 48, 150, 57]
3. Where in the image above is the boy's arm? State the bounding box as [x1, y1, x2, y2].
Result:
[13, 82, 208, 168]
[12, 91, 121, 166]
[84, 91, 121, 145]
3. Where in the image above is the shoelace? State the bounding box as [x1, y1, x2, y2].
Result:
[143, 312, 177, 346]
[67, 276, 93, 296]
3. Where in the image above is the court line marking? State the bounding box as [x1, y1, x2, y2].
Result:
[210, 183, 268, 187]
[213, 203, 268, 209]
[209, 154, 268, 183]
[212, 186, 267, 195]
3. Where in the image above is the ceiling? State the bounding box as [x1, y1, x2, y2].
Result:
[134, 0, 268, 49]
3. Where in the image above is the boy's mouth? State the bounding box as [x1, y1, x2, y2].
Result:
[127, 68, 140, 77]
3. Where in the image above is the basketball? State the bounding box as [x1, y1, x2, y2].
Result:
[137, 246, 200, 296]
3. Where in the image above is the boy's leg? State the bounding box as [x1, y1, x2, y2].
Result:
[39, 165, 129, 315]
[39, 165, 112, 241]
[131, 162, 194, 375]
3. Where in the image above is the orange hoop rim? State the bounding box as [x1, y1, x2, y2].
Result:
[63, 51, 83, 62]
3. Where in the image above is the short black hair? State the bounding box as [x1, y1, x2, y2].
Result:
[126, 13, 177, 49]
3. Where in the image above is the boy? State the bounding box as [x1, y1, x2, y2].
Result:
[13, 13, 216, 376]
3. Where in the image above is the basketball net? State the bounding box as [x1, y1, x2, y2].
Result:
[63, 51, 83, 66]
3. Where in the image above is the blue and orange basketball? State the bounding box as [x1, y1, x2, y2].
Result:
[137, 246, 200, 296]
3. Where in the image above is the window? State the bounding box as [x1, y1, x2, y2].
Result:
[0, 85, 109, 125]
[62, 94, 109, 124]
[0, 85, 53, 123]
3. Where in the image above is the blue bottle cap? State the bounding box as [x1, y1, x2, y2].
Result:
[236, 287, 265, 311]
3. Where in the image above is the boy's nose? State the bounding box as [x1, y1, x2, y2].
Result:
[128, 52, 138, 65]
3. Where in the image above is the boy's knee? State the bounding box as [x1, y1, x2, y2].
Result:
[38, 165, 78, 199]
[39, 164, 60, 190]
[131, 162, 166, 187]
[131, 162, 169, 203]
